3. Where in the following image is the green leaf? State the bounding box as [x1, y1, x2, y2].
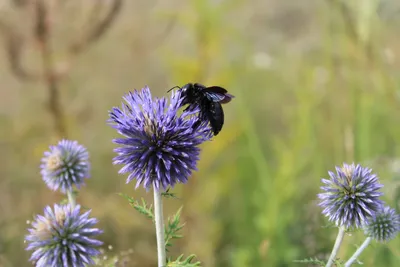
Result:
[60, 198, 69, 205]
[164, 207, 185, 251]
[162, 187, 179, 199]
[118, 193, 154, 220]
[293, 257, 325, 266]
[167, 254, 201, 267]
[334, 259, 345, 267]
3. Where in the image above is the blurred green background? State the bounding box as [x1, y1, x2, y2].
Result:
[1, 0, 400, 266]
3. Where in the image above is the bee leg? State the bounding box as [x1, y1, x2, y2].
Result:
[183, 104, 196, 113]
[192, 119, 202, 130]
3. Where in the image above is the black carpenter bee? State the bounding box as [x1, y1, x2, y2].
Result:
[168, 83, 234, 135]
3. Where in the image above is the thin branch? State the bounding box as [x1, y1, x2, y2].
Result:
[327, 0, 358, 41]
[35, 0, 67, 138]
[6, 33, 37, 80]
[11, 0, 29, 8]
[326, 0, 375, 61]
[69, 0, 123, 54]
[152, 15, 177, 48]
[0, 19, 38, 81]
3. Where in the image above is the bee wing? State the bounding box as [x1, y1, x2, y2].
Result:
[204, 92, 226, 102]
[204, 86, 234, 104]
[219, 93, 234, 104]
[205, 86, 228, 94]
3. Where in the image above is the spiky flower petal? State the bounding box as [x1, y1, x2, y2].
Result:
[108, 86, 212, 191]
[364, 206, 400, 242]
[25, 204, 103, 267]
[40, 140, 90, 193]
[318, 163, 384, 229]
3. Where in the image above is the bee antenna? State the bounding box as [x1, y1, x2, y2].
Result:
[167, 86, 181, 93]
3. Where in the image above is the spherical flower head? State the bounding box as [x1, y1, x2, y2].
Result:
[25, 204, 103, 267]
[363, 206, 400, 243]
[318, 163, 384, 229]
[40, 139, 90, 193]
[108, 86, 212, 191]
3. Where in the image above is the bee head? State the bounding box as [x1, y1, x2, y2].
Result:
[178, 83, 193, 105]
[167, 83, 196, 106]
[180, 83, 193, 94]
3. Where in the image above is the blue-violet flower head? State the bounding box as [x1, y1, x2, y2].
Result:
[364, 206, 400, 243]
[108, 86, 212, 191]
[25, 204, 103, 267]
[40, 140, 90, 193]
[318, 163, 384, 229]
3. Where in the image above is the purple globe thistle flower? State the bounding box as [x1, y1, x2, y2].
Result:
[364, 206, 400, 242]
[318, 163, 384, 229]
[40, 140, 90, 193]
[108, 86, 212, 191]
[25, 204, 103, 267]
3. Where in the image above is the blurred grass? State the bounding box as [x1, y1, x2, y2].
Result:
[1, 0, 400, 266]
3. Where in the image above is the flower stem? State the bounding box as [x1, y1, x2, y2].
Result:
[326, 226, 346, 267]
[344, 237, 372, 267]
[67, 189, 76, 208]
[153, 185, 166, 267]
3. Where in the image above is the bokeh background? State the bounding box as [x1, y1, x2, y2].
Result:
[1, 0, 400, 266]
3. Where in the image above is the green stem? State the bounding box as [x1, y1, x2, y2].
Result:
[326, 226, 346, 267]
[153, 184, 166, 267]
[67, 189, 76, 208]
[344, 237, 372, 267]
